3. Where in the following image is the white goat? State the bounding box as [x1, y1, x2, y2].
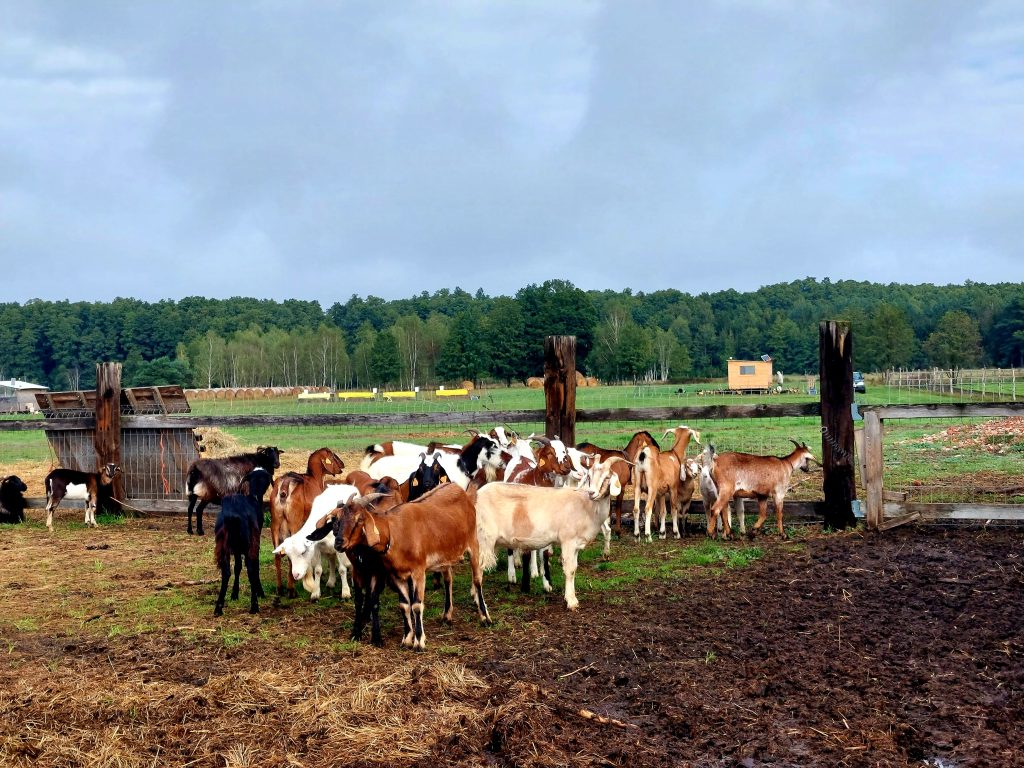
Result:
[475, 457, 625, 610]
[698, 445, 745, 536]
[272, 483, 358, 600]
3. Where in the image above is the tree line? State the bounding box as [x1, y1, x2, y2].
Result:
[2, 278, 1023, 391]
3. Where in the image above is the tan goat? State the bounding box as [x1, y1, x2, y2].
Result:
[707, 440, 815, 540]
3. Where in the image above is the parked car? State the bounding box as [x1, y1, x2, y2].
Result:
[853, 371, 866, 393]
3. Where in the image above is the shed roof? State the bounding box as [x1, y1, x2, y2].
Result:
[0, 379, 49, 391]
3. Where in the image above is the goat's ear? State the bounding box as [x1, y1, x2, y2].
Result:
[362, 512, 381, 547]
[691, 430, 701, 444]
[609, 474, 622, 497]
[306, 520, 333, 542]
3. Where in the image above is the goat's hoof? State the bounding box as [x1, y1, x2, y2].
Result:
[658, 533, 667, 540]
[186, 528, 193, 535]
[372, 637, 385, 648]
[213, 606, 223, 617]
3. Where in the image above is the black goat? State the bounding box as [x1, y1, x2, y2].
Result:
[186, 446, 282, 535]
[0, 475, 28, 524]
[213, 468, 273, 616]
[44, 464, 121, 532]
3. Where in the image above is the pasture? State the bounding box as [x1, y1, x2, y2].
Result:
[1, 514, 1021, 767]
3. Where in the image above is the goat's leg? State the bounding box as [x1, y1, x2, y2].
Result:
[562, 545, 581, 611]
[519, 550, 532, 594]
[187, 494, 197, 535]
[195, 500, 209, 536]
[231, 553, 242, 600]
[751, 497, 770, 538]
[441, 568, 455, 623]
[540, 547, 553, 593]
[735, 499, 746, 535]
[643, 491, 655, 543]
[506, 548, 518, 590]
[245, 555, 261, 613]
[45, 499, 57, 532]
[614, 495, 622, 536]
[774, 493, 788, 538]
[214, 561, 230, 616]
[395, 577, 415, 648]
[468, 547, 492, 625]
[657, 491, 669, 539]
[370, 577, 386, 646]
[411, 571, 428, 651]
[601, 518, 612, 556]
[351, 581, 367, 641]
[336, 554, 351, 600]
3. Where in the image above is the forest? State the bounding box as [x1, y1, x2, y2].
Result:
[2, 278, 1023, 391]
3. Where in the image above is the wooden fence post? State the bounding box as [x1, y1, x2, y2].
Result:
[819, 321, 856, 530]
[94, 362, 125, 505]
[862, 409, 884, 530]
[544, 335, 577, 446]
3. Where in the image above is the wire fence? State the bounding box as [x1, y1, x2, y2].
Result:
[880, 368, 1020, 404]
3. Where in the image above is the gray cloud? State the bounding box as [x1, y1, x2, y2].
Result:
[2, 1, 1022, 306]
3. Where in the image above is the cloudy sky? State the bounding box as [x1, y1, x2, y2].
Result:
[3, 1, 1022, 307]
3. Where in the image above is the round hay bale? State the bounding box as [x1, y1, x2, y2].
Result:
[575, 371, 586, 386]
[215, 388, 230, 400]
[526, 377, 544, 389]
[586, 376, 600, 387]
[461, 380, 475, 391]
[262, 388, 274, 398]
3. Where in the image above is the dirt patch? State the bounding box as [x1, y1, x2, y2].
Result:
[2, 518, 1022, 767]
[899, 416, 1024, 454]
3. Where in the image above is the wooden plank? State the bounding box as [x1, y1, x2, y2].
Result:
[819, 320, 856, 529]
[123, 388, 141, 413]
[577, 403, 822, 421]
[882, 490, 908, 502]
[883, 502, 1024, 521]
[853, 428, 866, 490]
[865, 402, 1024, 420]
[863, 410, 884, 530]
[545, 335, 577, 445]
[878, 512, 920, 531]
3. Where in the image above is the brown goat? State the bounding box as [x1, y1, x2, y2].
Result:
[576, 430, 657, 535]
[632, 427, 699, 541]
[333, 483, 491, 650]
[708, 440, 815, 540]
[270, 447, 344, 598]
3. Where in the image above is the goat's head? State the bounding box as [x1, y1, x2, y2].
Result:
[257, 446, 283, 469]
[1, 475, 28, 494]
[789, 440, 816, 472]
[407, 454, 449, 501]
[316, 447, 344, 475]
[100, 463, 121, 483]
[240, 467, 273, 500]
[587, 457, 624, 501]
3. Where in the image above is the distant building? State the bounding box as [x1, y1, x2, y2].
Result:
[727, 357, 774, 391]
[0, 379, 49, 413]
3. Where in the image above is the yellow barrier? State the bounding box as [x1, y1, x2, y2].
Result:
[435, 388, 469, 397]
[335, 391, 376, 400]
[383, 391, 417, 401]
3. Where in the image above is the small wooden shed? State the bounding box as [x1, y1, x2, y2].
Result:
[727, 357, 774, 391]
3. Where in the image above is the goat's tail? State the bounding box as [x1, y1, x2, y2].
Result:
[476, 525, 498, 572]
[185, 466, 202, 495]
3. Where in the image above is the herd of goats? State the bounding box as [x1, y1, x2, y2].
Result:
[0, 426, 815, 650]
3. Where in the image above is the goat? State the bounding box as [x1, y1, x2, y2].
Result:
[272, 483, 358, 601]
[44, 463, 121, 532]
[360, 440, 430, 472]
[367, 434, 501, 490]
[707, 440, 815, 540]
[213, 468, 274, 616]
[0, 475, 28, 524]
[576, 430, 657, 536]
[632, 426, 699, 542]
[270, 447, 345, 598]
[698, 444, 745, 536]
[1, 475, 28, 524]
[324, 483, 491, 650]
[186, 446, 282, 535]
[475, 457, 625, 610]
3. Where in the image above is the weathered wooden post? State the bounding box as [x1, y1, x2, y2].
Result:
[862, 409, 885, 530]
[819, 321, 856, 529]
[544, 335, 577, 446]
[94, 362, 125, 505]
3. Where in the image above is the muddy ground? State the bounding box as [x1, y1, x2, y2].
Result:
[1, 518, 1022, 768]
